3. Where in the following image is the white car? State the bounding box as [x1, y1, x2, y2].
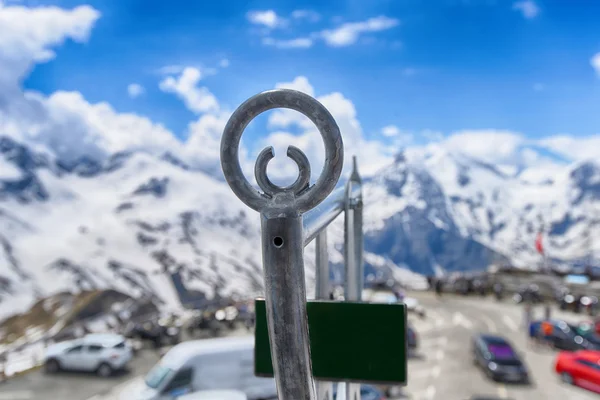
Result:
[403, 297, 426, 318]
[121, 336, 276, 400]
[367, 291, 426, 318]
[44, 333, 133, 377]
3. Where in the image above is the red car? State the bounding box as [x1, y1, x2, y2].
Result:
[555, 350, 600, 393]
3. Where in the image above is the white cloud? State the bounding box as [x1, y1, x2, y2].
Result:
[538, 135, 600, 162]
[127, 83, 145, 98]
[321, 16, 399, 47]
[591, 53, 600, 76]
[159, 67, 220, 114]
[267, 76, 316, 129]
[268, 76, 362, 142]
[0, 3, 100, 98]
[0, 2, 160, 162]
[183, 111, 232, 176]
[436, 130, 527, 165]
[38, 91, 182, 158]
[246, 10, 285, 29]
[512, 1, 540, 19]
[386, 127, 414, 149]
[275, 75, 316, 96]
[418, 129, 600, 171]
[382, 125, 400, 137]
[260, 76, 394, 182]
[219, 58, 229, 68]
[3, 1, 598, 187]
[0, 2, 220, 166]
[262, 37, 313, 49]
[255, 13, 398, 50]
[291, 10, 320, 22]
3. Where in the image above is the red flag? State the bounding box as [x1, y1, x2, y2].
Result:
[535, 232, 544, 255]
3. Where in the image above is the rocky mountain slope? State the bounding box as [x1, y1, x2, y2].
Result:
[0, 135, 598, 321]
[360, 148, 599, 275]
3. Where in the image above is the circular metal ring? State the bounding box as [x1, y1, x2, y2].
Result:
[220, 89, 344, 213]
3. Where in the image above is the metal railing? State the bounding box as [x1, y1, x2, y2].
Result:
[220, 89, 364, 400]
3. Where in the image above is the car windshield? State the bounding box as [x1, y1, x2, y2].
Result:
[145, 364, 174, 389]
[487, 343, 517, 360]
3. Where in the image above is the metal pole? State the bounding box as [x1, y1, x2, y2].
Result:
[316, 231, 330, 300]
[315, 231, 333, 400]
[344, 178, 361, 400]
[221, 89, 344, 400]
[350, 156, 364, 294]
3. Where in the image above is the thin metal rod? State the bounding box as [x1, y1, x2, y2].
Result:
[344, 183, 358, 300]
[343, 180, 361, 400]
[316, 230, 330, 300]
[303, 185, 361, 247]
[303, 187, 344, 246]
[350, 156, 364, 295]
[315, 230, 333, 400]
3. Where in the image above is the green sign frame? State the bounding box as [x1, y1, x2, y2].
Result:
[254, 298, 408, 384]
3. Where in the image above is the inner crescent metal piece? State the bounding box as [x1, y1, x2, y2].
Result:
[254, 145, 311, 198]
[220, 89, 344, 214]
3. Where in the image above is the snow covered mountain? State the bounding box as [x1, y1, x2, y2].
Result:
[0, 135, 598, 321]
[361, 148, 600, 275]
[0, 135, 270, 321]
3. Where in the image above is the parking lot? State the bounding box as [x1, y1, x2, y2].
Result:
[0, 294, 598, 400]
[399, 292, 599, 400]
[0, 328, 250, 400]
[0, 347, 159, 400]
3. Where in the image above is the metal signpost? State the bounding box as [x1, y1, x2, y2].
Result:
[221, 89, 407, 400]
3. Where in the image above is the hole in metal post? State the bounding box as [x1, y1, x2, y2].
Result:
[273, 236, 284, 248]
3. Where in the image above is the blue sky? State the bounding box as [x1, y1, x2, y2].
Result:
[0, 0, 596, 183]
[19, 0, 600, 143]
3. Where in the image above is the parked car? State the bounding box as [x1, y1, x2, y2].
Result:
[569, 322, 600, 348]
[186, 308, 228, 337]
[513, 284, 542, 304]
[530, 320, 600, 351]
[472, 278, 488, 296]
[555, 350, 600, 394]
[403, 297, 425, 318]
[579, 319, 600, 337]
[471, 334, 529, 383]
[558, 294, 596, 314]
[121, 336, 277, 400]
[44, 333, 132, 377]
[124, 318, 181, 348]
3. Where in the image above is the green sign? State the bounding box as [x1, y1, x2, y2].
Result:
[254, 299, 407, 384]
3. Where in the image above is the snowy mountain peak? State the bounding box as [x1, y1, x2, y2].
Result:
[0, 136, 598, 323]
[569, 161, 600, 205]
[0, 136, 52, 172]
